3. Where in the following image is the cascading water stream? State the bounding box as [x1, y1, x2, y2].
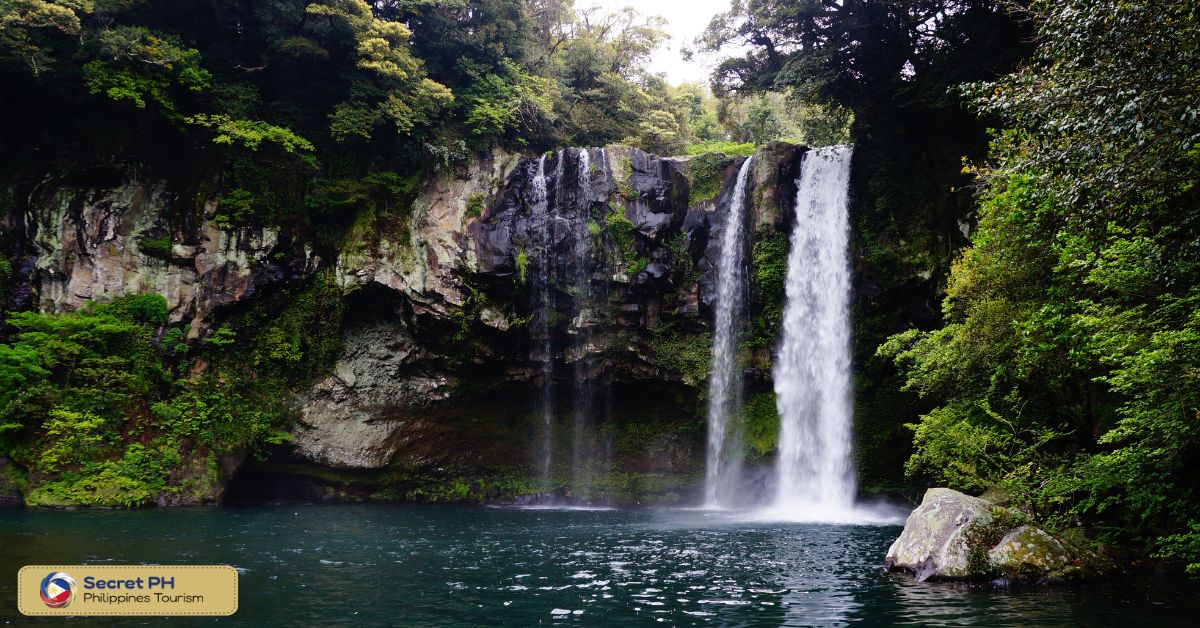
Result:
[530, 148, 613, 502]
[771, 145, 857, 521]
[530, 155, 554, 491]
[704, 155, 754, 508]
[571, 147, 596, 499]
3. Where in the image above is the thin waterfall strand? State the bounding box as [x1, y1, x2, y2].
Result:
[531, 155, 554, 490]
[704, 155, 754, 508]
[571, 148, 595, 499]
[771, 145, 856, 520]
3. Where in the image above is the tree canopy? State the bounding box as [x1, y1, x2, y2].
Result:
[880, 0, 1200, 570]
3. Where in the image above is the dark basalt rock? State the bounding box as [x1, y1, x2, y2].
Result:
[624, 149, 689, 242]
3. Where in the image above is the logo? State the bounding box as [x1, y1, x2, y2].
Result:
[39, 572, 76, 609]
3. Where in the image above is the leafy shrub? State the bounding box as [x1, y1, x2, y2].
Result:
[465, 193, 486, 219]
[685, 141, 756, 157]
[137, 235, 172, 259]
[740, 391, 780, 457]
[605, 208, 647, 274]
[648, 324, 712, 387]
[748, 231, 789, 348]
[688, 152, 735, 205]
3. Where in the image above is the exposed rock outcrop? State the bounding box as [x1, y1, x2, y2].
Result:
[287, 145, 804, 474]
[23, 175, 316, 336]
[885, 488, 994, 580]
[885, 488, 1111, 583]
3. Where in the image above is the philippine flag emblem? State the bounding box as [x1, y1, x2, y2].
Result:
[39, 572, 76, 609]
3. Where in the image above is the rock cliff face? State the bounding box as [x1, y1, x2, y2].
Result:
[1, 144, 807, 504]
[12, 173, 316, 336]
[281, 145, 800, 493]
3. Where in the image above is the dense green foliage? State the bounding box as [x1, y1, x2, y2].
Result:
[747, 230, 787, 350]
[686, 152, 735, 205]
[0, 271, 343, 506]
[0, 0, 744, 247]
[604, 205, 647, 275]
[879, 0, 1200, 568]
[648, 324, 712, 388]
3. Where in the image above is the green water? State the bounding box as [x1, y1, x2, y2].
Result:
[1, 504, 1196, 626]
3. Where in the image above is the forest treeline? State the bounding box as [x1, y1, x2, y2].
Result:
[0, 0, 832, 235]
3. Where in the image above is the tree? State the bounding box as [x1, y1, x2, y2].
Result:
[306, 0, 453, 140]
[0, 0, 92, 73]
[882, 0, 1200, 566]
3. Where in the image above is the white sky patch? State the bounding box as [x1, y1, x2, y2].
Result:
[582, 0, 739, 86]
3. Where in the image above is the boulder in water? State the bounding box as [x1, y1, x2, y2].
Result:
[885, 488, 993, 580]
[885, 488, 1110, 583]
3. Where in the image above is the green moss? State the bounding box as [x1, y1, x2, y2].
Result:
[394, 473, 541, 503]
[740, 391, 780, 457]
[688, 152, 735, 206]
[608, 413, 703, 473]
[587, 471, 700, 505]
[648, 324, 713, 387]
[0, 459, 25, 492]
[465, 193, 486, 219]
[748, 230, 789, 348]
[962, 507, 1034, 577]
[605, 207, 647, 275]
[254, 463, 542, 503]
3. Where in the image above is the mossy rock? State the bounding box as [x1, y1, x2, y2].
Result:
[988, 525, 1072, 579]
[885, 488, 1111, 583]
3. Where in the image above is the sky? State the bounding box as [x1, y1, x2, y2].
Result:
[583, 0, 737, 86]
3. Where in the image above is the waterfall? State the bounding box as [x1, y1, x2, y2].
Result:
[704, 156, 754, 508]
[772, 145, 856, 520]
[530, 155, 554, 490]
[529, 148, 611, 502]
[571, 148, 597, 499]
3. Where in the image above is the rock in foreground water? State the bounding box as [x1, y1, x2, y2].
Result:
[885, 488, 1108, 583]
[884, 488, 993, 580]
